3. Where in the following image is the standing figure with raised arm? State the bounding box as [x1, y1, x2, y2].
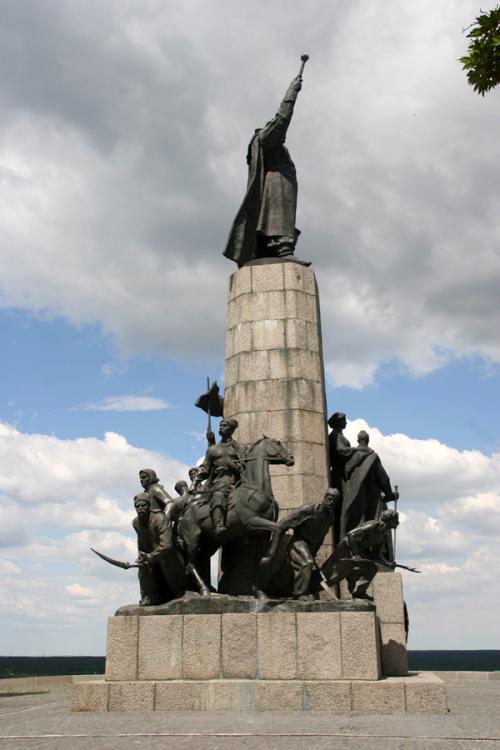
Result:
[224, 56, 309, 267]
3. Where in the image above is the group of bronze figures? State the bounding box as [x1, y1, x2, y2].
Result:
[94, 413, 406, 606]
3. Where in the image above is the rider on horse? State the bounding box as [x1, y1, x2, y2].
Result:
[195, 418, 245, 537]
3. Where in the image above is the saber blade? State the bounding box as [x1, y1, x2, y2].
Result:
[90, 547, 138, 570]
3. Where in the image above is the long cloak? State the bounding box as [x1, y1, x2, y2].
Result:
[224, 93, 299, 267]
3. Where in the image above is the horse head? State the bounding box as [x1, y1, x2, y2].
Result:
[244, 435, 294, 467]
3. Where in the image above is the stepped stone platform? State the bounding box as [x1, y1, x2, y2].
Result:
[73, 672, 447, 713]
[73, 575, 446, 714]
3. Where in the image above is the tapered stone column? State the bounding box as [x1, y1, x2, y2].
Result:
[223, 260, 329, 520]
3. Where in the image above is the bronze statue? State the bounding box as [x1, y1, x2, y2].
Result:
[195, 418, 245, 536]
[224, 56, 309, 267]
[340, 430, 397, 540]
[132, 494, 186, 605]
[327, 412, 352, 492]
[177, 436, 294, 596]
[321, 510, 400, 600]
[138, 469, 174, 512]
[262, 488, 340, 599]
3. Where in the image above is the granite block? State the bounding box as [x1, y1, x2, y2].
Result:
[297, 612, 342, 679]
[138, 615, 182, 680]
[379, 622, 408, 676]
[284, 317, 308, 348]
[252, 318, 286, 350]
[372, 571, 405, 623]
[105, 616, 138, 681]
[267, 349, 321, 382]
[352, 679, 405, 713]
[72, 680, 108, 712]
[235, 350, 271, 381]
[108, 681, 154, 712]
[405, 673, 448, 713]
[257, 613, 297, 679]
[155, 680, 203, 711]
[222, 613, 257, 678]
[232, 321, 253, 353]
[340, 612, 380, 680]
[306, 321, 320, 352]
[305, 681, 351, 712]
[224, 327, 234, 359]
[182, 614, 221, 679]
[303, 269, 317, 296]
[235, 265, 252, 297]
[255, 680, 303, 711]
[251, 263, 284, 292]
[283, 262, 306, 291]
[226, 295, 241, 329]
[224, 355, 239, 388]
[203, 680, 255, 710]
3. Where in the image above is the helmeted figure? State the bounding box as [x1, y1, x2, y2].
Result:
[224, 76, 303, 267]
[195, 418, 245, 536]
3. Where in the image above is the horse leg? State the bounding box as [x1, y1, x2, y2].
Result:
[186, 562, 211, 598]
[244, 516, 284, 564]
[181, 518, 211, 597]
[241, 516, 285, 599]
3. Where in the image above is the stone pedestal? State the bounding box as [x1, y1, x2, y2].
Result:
[72, 607, 447, 713]
[224, 261, 329, 518]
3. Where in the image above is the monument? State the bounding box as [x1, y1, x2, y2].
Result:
[73, 57, 447, 714]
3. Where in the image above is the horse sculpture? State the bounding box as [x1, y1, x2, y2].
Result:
[177, 436, 294, 596]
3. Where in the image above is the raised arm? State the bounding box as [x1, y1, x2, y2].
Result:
[258, 76, 302, 151]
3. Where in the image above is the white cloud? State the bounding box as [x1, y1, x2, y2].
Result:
[0, 560, 21, 575]
[0, 1, 498, 384]
[77, 394, 171, 412]
[0, 421, 187, 509]
[65, 583, 97, 599]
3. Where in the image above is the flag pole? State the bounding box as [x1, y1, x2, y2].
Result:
[206, 376, 211, 432]
[393, 484, 399, 561]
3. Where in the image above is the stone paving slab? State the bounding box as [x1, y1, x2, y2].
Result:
[0, 677, 499, 748]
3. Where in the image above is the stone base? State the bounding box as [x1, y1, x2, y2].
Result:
[104, 610, 381, 683]
[72, 672, 448, 713]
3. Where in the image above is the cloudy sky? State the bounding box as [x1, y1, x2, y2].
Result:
[1, 0, 499, 655]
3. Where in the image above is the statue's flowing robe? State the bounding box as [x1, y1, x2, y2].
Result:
[224, 94, 299, 267]
[339, 448, 393, 539]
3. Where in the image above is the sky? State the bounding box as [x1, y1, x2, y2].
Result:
[0, 0, 499, 655]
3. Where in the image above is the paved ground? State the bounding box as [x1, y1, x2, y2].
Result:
[0, 675, 499, 749]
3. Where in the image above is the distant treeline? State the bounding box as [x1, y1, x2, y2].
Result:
[1, 652, 499, 678]
[408, 650, 500, 672]
[0, 656, 105, 678]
